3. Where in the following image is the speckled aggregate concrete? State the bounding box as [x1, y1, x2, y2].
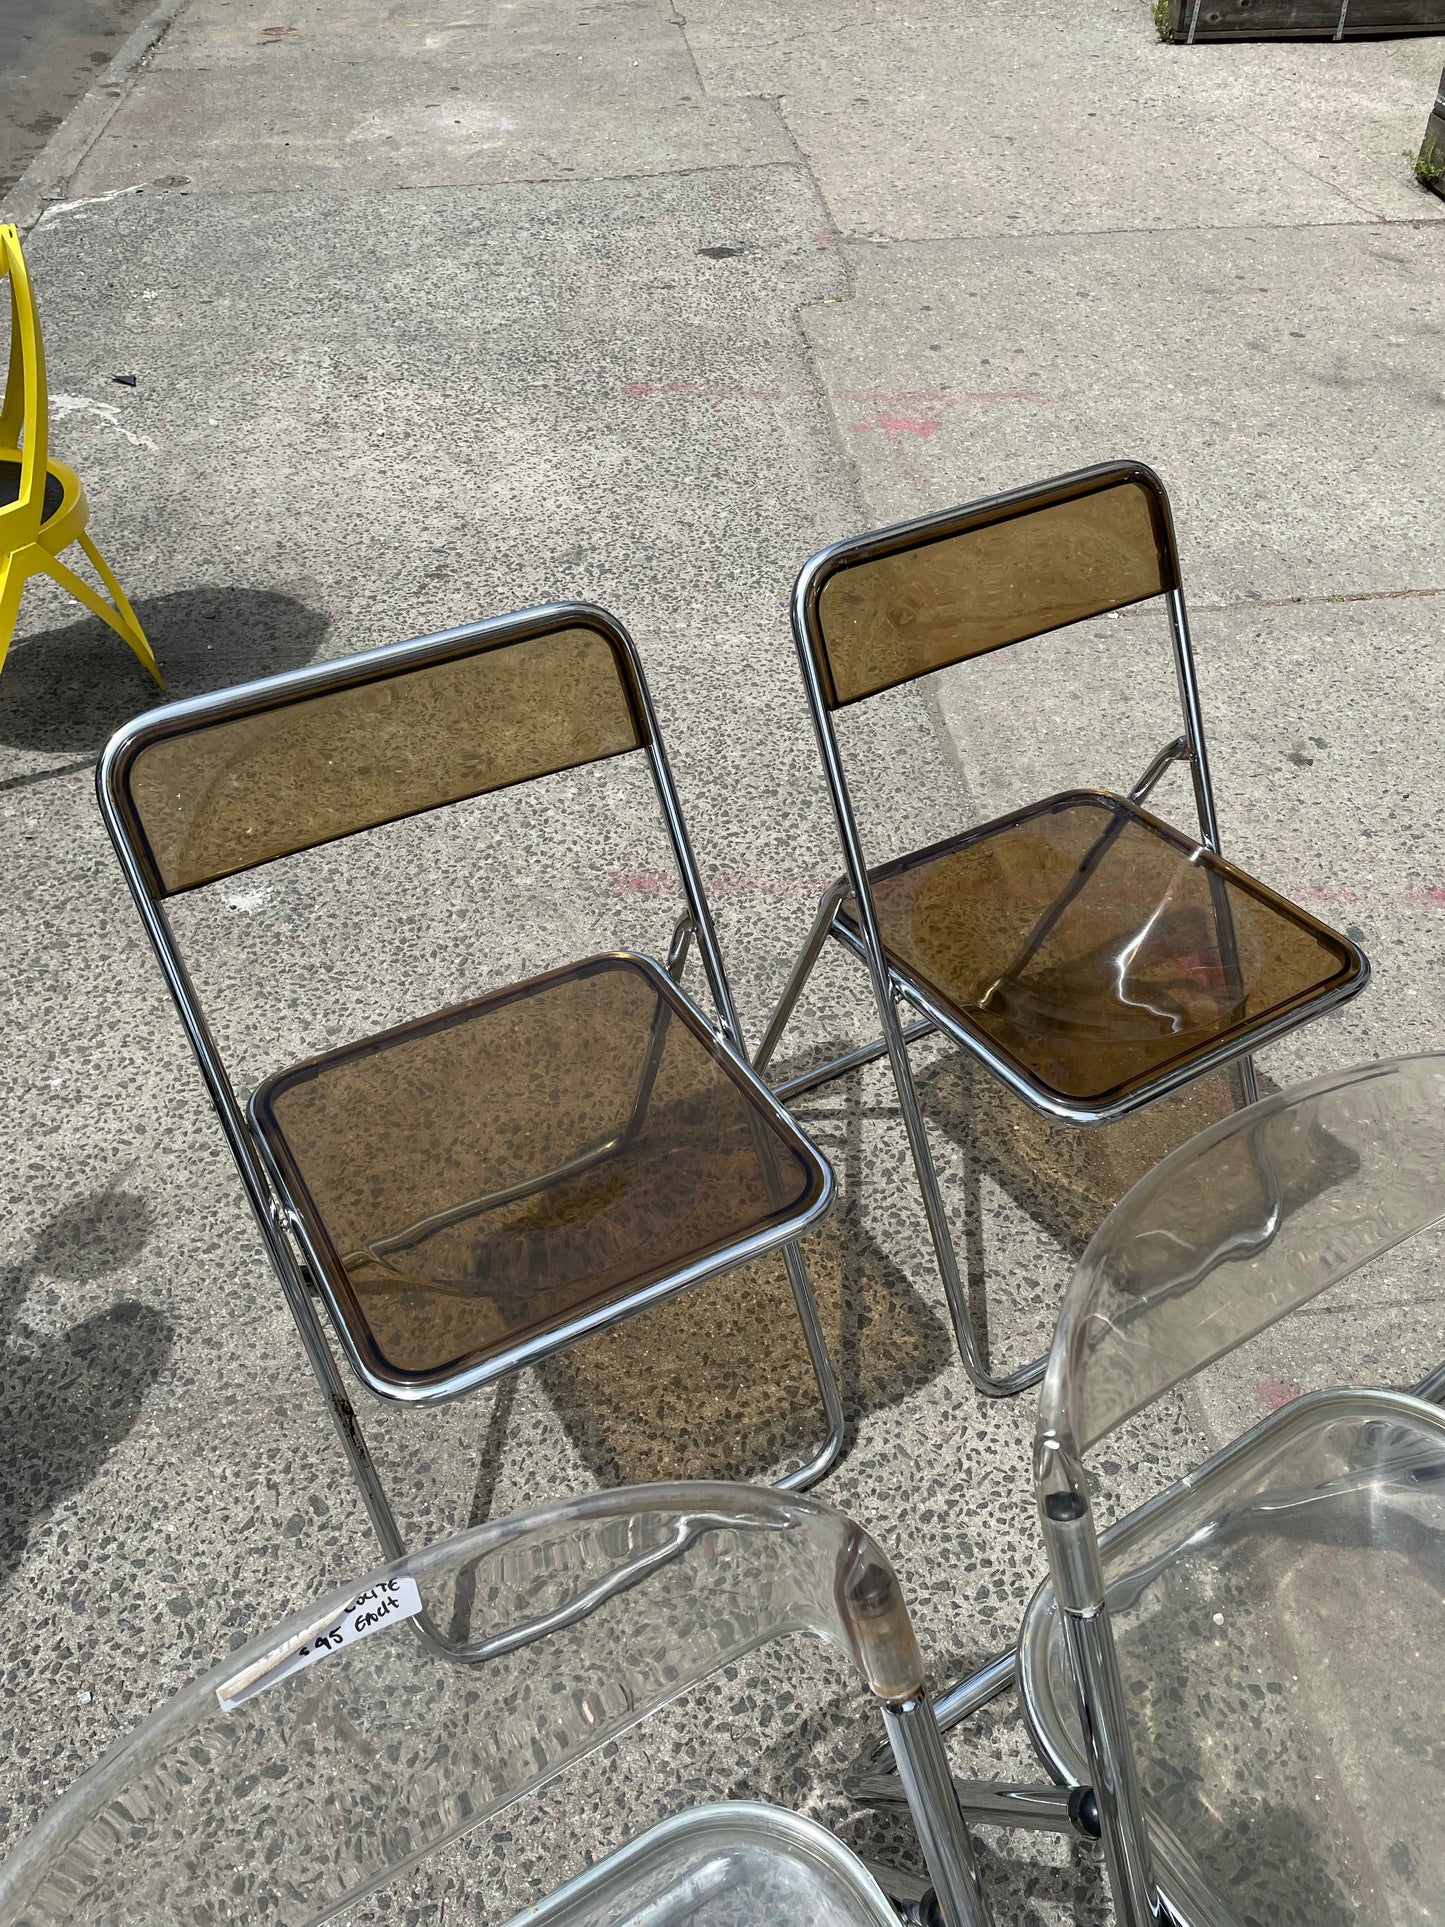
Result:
[0, 0, 1442, 1920]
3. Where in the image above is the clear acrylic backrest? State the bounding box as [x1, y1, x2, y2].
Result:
[0, 1483, 924, 1927]
[1039, 1055, 1445, 1464]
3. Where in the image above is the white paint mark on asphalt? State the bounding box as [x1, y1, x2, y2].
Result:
[38, 184, 144, 222]
[222, 885, 272, 914]
[49, 393, 157, 451]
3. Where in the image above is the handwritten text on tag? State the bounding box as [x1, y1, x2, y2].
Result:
[217, 1576, 423, 1711]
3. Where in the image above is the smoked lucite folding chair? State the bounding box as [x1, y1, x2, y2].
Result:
[97, 605, 845, 1576]
[757, 461, 1368, 1396]
[869, 1054, 1445, 1927]
[0, 1483, 991, 1927]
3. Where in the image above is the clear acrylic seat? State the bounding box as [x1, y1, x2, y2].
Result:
[1015, 1053, 1445, 1927]
[1021, 1387, 1445, 1927]
[0, 1482, 989, 1927]
[518, 1801, 901, 1925]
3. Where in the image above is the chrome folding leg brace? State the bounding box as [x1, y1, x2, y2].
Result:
[667, 909, 847, 1494]
[756, 880, 1047, 1399]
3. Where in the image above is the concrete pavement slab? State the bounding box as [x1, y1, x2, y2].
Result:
[802, 221, 1445, 601]
[681, 0, 1445, 237]
[71, 0, 795, 194]
[4, 0, 1444, 1911]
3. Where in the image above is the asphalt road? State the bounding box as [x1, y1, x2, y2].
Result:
[1, 0, 156, 193]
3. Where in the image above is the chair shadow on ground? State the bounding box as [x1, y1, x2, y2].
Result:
[0, 585, 330, 769]
[487, 1035, 1262, 1500]
[763, 1018, 1256, 1395]
[0, 1182, 174, 1578]
[476, 1058, 960, 1500]
[535, 1205, 954, 1494]
[902, 1047, 1258, 1381]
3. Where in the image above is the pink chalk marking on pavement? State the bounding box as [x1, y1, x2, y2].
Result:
[608, 867, 674, 895]
[606, 868, 832, 901]
[851, 412, 944, 439]
[1257, 1378, 1302, 1413]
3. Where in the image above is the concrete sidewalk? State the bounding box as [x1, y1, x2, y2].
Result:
[1, 0, 1442, 1919]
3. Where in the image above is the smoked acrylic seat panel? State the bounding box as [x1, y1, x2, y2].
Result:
[1022, 1391, 1445, 1927]
[840, 793, 1361, 1109]
[251, 954, 825, 1391]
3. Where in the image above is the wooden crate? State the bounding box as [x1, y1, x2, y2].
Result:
[1168, 0, 1445, 38]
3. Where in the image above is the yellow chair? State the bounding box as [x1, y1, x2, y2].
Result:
[0, 222, 161, 685]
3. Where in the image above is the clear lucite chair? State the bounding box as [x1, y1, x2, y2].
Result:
[0, 1483, 990, 1927]
[858, 1054, 1445, 1926]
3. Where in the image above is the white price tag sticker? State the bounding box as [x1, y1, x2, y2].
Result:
[217, 1576, 423, 1711]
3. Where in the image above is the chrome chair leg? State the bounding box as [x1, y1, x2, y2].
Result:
[756, 880, 851, 1075]
[1235, 1053, 1259, 1107]
[883, 1694, 995, 1927]
[775, 1237, 847, 1490]
[762, 871, 1096, 1402]
[874, 986, 1046, 1398]
[759, 887, 1046, 1398]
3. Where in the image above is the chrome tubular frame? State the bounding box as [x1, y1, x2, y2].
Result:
[786, 625, 1044, 1400]
[96, 607, 846, 1642]
[1037, 1480, 1158, 1926]
[854, 1765, 1096, 1841]
[1163, 582, 1258, 1109]
[754, 461, 1363, 1394]
[882, 1694, 995, 1927]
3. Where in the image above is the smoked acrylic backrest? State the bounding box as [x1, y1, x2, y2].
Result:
[105, 608, 651, 898]
[799, 463, 1178, 711]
